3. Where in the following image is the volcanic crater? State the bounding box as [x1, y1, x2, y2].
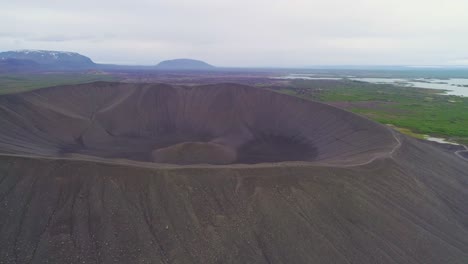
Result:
[0, 82, 396, 166]
[0, 82, 467, 264]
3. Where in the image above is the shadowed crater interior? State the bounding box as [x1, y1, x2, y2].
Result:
[0, 82, 396, 165]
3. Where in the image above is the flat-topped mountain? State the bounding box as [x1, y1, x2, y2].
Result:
[0, 50, 95, 69]
[156, 58, 215, 70]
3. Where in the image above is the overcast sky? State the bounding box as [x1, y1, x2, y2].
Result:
[1, 0, 468, 67]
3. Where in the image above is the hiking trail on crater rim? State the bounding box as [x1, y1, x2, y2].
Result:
[0, 82, 467, 264]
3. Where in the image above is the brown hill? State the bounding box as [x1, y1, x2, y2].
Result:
[0, 82, 467, 263]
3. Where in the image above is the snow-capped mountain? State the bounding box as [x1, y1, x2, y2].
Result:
[0, 50, 95, 69]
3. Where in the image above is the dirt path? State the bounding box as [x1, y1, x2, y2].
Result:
[455, 145, 468, 161]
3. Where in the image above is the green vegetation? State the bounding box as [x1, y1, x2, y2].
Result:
[0, 73, 118, 95]
[278, 79, 468, 144]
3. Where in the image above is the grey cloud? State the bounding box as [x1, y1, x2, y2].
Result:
[1, 0, 467, 66]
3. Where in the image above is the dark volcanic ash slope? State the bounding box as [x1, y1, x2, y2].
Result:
[0, 82, 467, 264]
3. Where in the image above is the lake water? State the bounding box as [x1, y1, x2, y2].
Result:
[351, 78, 468, 97]
[274, 75, 468, 97]
[273, 76, 343, 80]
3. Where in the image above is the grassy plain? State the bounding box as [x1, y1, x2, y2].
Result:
[278, 79, 468, 144]
[0, 73, 118, 95]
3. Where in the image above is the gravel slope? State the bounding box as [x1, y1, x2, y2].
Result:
[0, 82, 466, 264]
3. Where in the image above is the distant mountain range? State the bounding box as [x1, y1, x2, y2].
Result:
[0, 50, 218, 72]
[2, 49, 467, 73]
[0, 50, 96, 71]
